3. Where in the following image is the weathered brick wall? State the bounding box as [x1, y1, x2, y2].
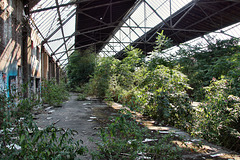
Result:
[41, 47, 49, 80]
[30, 29, 42, 78]
[0, 0, 24, 92]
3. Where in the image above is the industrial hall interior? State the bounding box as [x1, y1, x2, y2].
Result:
[1, 0, 240, 97]
[1, 0, 240, 159]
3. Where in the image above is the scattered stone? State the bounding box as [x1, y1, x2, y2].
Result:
[85, 97, 91, 100]
[47, 117, 53, 120]
[110, 113, 118, 116]
[42, 103, 50, 107]
[52, 119, 60, 125]
[33, 116, 38, 119]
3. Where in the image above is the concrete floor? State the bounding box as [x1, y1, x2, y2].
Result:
[35, 92, 117, 160]
[35, 93, 240, 160]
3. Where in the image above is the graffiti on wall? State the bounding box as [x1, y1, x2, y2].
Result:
[0, 72, 7, 92]
[9, 75, 16, 96]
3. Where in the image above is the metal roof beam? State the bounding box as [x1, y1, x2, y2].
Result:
[55, 0, 69, 61]
[30, 0, 133, 14]
[43, 8, 76, 43]
[30, 0, 94, 14]
[173, 2, 196, 28]
[29, 17, 55, 58]
[143, 0, 171, 28]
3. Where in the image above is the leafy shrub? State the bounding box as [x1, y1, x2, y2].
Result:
[41, 80, 69, 106]
[0, 88, 86, 159]
[77, 93, 86, 101]
[92, 110, 182, 160]
[87, 57, 120, 99]
[0, 118, 86, 159]
[0, 91, 7, 126]
[175, 38, 240, 100]
[192, 78, 240, 151]
[67, 48, 96, 88]
[86, 33, 240, 152]
[88, 46, 193, 131]
[138, 65, 192, 130]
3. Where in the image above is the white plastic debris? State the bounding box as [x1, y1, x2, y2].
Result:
[38, 127, 44, 131]
[90, 117, 97, 119]
[210, 153, 224, 157]
[127, 139, 137, 144]
[159, 131, 169, 134]
[135, 156, 151, 160]
[83, 103, 91, 105]
[6, 144, 21, 150]
[45, 106, 53, 111]
[47, 117, 53, 120]
[142, 138, 158, 143]
[87, 119, 93, 122]
[191, 139, 202, 142]
[0, 128, 14, 134]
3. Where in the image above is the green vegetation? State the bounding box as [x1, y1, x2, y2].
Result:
[0, 84, 86, 159]
[174, 38, 240, 100]
[92, 110, 182, 160]
[67, 48, 96, 88]
[41, 79, 69, 107]
[77, 93, 86, 101]
[79, 33, 240, 152]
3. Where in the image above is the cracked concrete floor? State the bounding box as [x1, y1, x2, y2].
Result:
[35, 92, 240, 160]
[35, 92, 118, 160]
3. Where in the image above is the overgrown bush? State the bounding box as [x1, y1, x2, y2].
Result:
[92, 110, 182, 160]
[87, 56, 120, 99]
[86, 33, 240, 152]
[0, 87, 86, 159]
[77, 93, 86, 101]
[41, 80, 69, 106]
[87, 44, 193, 131]
[175, 38, 240, 100]
[192, 78, 240, 151]
[0, 118, 86, 159]
[67, 48, 96, 88]
[139, 65, 192, 130]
